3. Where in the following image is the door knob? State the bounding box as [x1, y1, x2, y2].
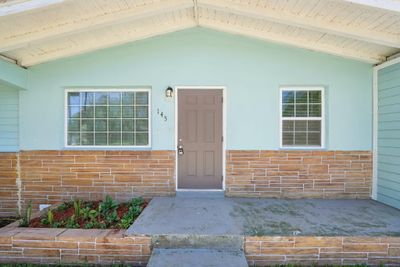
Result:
[178, 144, 184, 155]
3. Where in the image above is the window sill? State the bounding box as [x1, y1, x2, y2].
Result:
[279, 146, 326, 151]
[63, 146, 152, 151]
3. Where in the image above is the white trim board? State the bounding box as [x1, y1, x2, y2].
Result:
[174, 86, 227, 192]
[372, 56, 400, 200]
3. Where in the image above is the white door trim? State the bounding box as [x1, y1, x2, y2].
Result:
[372, 57, 400, 200]
[174, 86, 227, 192]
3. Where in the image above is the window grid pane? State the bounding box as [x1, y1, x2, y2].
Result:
[67, 91, 149, 147]
[281, 88, 323, 147]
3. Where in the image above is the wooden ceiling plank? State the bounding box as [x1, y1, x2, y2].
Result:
[197, 0, 400, 48]
[0, 0, 193, 53]
[17, 17, 196, 66]
[199, 15, 385, 63]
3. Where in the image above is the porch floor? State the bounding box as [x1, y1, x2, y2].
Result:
[127, 197, 400, 237]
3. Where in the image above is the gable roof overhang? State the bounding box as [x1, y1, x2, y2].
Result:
[0, 0, 399, 67]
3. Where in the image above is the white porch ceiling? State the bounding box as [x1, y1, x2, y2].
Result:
[0, 0, 399, 67]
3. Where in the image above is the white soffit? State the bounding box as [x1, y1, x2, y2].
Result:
[0, 0, 398, 67]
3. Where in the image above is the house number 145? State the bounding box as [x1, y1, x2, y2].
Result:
[157, 108, 167, 122]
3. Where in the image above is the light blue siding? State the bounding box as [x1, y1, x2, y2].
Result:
[377, 62, 400, 209]
[19, 28, 372, 150]
[0, 59, 27, 90]
[0, 86, 19, 151]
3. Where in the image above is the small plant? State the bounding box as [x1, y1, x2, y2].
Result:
[88, 209, 98, 221]
[40, 210, 54, 226]
[47, 210, 54, 225]
[73, 199, 82, 218]
[118, 197, 145, 229]
[99, 195, 118, 216]
[57, 203, 68, 211]
[80, 207, 91, 220]
[20, 201, 32, 227]
[105, 210, 119, 225]
[65, 215, 79, 228]
[130, 197, 144, 207]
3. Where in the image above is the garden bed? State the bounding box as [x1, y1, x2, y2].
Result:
[20, 196, 147, 229]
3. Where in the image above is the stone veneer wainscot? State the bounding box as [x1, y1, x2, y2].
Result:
[226, 150, 372, 198]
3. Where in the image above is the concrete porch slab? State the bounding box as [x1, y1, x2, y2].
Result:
[127, 197, 400, 237]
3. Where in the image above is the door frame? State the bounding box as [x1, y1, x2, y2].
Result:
[174, 86, 227, 191]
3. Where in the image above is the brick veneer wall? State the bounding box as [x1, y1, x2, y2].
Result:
[0, 149, 375, 215]
[19, 150, 175, 212]
[245, 236, 400, 266]
[0, 153, 19, 216]
[226, 150, 372, 198]
[0, 227, 151, 266]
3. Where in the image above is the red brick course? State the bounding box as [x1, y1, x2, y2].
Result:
[226, 150, 372, 198]
[245, 236, 400, 266]
[0, 153, 19, 216]
[18, 150, 175, 212]
[0, 226, 151, 266]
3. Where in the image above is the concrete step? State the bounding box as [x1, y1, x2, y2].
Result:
[152, 234, 243, 250]
[147, 248, 248, 267]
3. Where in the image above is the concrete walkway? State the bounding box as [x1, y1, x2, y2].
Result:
[128, 197, 400, 236]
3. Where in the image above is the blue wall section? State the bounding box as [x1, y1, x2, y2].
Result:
[377, 62, 400, 209]
[0, 85, 19, 152]
[19, 28, 373, 150]
[0, 59, 27, 90]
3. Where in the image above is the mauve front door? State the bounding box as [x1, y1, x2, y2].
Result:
[177, 89, 223, 189]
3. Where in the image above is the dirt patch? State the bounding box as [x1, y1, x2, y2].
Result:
[0, 217, 19, 228]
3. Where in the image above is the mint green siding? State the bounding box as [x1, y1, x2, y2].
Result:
[0, 86, 19, 152]
[377, 62, 400, 209]
[13, 28, 372, 150]
[0, 59, 27, 90]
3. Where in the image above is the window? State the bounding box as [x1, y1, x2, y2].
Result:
[65, 89, 150, 147]
[280, 87, 324, 148]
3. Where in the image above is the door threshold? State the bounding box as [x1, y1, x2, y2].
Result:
[176, 190, 225, 198]
[176, 189, 224, 192]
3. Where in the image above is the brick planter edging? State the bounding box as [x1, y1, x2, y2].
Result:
[245, 236, 400, 266]
[1, 228, 400, 266]
[0, 227, 151, 266]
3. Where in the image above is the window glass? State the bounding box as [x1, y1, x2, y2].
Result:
[281, 88, 323, 147]
[67, 90, 149, 147]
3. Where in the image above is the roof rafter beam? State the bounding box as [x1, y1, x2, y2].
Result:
[0, 0, 193, 53]
[199, 19, 384, 64]
[197, 0, 400, 48]
[193, 0, 199, 25]
[342, 0, 400, 12]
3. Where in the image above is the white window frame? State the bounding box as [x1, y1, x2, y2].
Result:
[279, 86, 325, 149]
[64, 88, 151, 149]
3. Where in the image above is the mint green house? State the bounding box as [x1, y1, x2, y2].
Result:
[0, 0, 400, 216]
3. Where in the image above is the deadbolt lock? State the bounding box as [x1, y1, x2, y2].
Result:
[178, 144, 184, 155]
